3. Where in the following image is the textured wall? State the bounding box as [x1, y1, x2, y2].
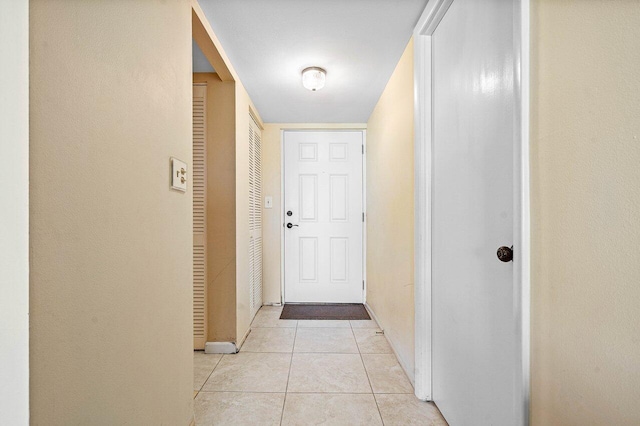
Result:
[365, 39, 415, 381]
[30, 1, 193, 424]
[531, 1, 640, 424]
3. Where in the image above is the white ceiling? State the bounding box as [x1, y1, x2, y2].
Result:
[199, 0, 428, 123]
[193, 40, 215, 73]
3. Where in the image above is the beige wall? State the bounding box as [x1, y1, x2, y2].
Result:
[193, 78, 263, 347]
[30, 1, 193, 424]
[193, 0, 268, 346]
[194, 8, 264, 347]
[531, 1, 640, 424]
[259, 44, 414, 382]
[365, 39, 415, 381]
[261, 123, 367, 304]
[193, 73, 237, 342]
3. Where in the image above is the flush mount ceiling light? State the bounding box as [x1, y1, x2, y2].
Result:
[301, 67, 326, 91]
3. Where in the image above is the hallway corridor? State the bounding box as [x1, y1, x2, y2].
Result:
[193, 306, 446, 425]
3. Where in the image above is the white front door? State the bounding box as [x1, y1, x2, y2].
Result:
[431, 0, 523, 424]
[284, 131, 364, 303]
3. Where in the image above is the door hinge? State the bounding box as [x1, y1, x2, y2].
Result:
[362, 212, 365, 222]
[362, 280, 365, 289]
[362, 144, 364, 154]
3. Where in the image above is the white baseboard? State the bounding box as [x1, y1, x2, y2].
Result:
[237, 326, 252, 349]
[205, 341, 238, 354]
[205, 324, 252, 354]
[363, 303, 384, 332]
[365, 303, 415, 387]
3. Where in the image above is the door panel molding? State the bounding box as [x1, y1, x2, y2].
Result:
[413, 0, 530, 423]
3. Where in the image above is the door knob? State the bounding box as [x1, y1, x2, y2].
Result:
[286, 223, 299, 229]
[497, 246, 513, 262]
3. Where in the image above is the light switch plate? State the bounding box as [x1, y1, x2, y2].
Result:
[171, 157, 187, 192]
[265, 196, 273, 209]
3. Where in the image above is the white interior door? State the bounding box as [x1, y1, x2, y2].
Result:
[284, 131, 363, 303]
[431, 0, 522, 424]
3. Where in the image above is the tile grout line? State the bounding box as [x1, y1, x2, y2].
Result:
[194, 390, 392, 394]
[351, 320, 386, 425]
[279, 312, 298, 425]
[196, 353, 224, 396]
[205, 311, 393, 422]
[244, 350, 377, 354]
[372, 393, 386, 426]
[218, 310, 420, 420]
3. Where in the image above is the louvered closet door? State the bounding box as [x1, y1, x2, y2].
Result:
[193, 84, 207, 350]
[249, 115, 263, 319]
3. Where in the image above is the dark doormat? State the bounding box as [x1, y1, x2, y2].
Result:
[280, 304, 371, 320]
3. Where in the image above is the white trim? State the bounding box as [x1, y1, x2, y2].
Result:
[237, 325, 252, 349]
[416, 0, 454, 36]
[280, 129, 367, 304]
[514, 0, 532, 423]
[204, 313, 252, 354]
[363, 303, 383, 331]
[412, 0, 531, 419]
[205, 341, 238, 354]
[249, 106, 264, 130]
[362, 130, 367, 304]
[0, 0, 30, 422]
[364, 303, 415, 387]
[413, 0, 452, 402]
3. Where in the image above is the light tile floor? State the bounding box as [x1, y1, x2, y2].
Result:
[194, 305, 447, 425]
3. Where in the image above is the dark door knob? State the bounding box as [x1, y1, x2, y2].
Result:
[497, 246, 513, 262]
[286, 223, 299, 229]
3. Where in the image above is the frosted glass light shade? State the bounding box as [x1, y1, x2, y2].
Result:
[302, 67, 326, 91]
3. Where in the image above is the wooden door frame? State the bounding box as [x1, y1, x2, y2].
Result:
[279, 129, 367, 305]
[412, 1, 531, 423]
